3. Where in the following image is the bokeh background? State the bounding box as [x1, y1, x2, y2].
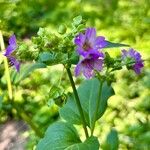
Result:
[0, 0, 150, 149]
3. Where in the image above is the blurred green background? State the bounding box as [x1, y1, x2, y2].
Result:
[0, 0, 150, 149]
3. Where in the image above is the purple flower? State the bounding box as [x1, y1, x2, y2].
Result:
[75, 52, 104, 79]
[74, 27, 107, 57]
[4, 35, 20, 72]
[122, 48, 144, 74]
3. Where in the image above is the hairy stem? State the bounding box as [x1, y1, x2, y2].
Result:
[66, 67, 89, 139]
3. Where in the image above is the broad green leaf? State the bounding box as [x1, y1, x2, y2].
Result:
[105, 41, 129, 48]
[65, 136, 99, 150]
[89, 80, 115, 127]
[104, 129, 119, 150]
[36, 121, 81, 150]
[60, 78, 114, 128]
[36, 121, 99, 150]
[11, 62, 46, 84]
[39, 52, 53, 62]
[60, 94, 82, 125]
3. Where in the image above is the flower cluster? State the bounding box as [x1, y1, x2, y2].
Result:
[4, 35, 20, 72]
[74, 28, 144, 79]
[122, 48, 144, 74]
[3, 28, 144, 77]
[74, 28, 107, 79]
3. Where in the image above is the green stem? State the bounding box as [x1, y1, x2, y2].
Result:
[91, 80, 103, 136]
[66, 67, 89, 139]
[0, 31, 13, 100]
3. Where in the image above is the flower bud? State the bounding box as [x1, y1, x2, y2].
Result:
[58, 24, 67, 34]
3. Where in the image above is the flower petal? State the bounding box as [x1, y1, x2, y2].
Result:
[83, 67, 94, 79]
[85, 28, 96, 44]
[122, 48, 144, 74]
[95, 36, 107, 49]
[8, 56, 20, 72]
[122, 49, 128, 58]
[9, 34, 17, 46]
[4, 45, 15, 56]
[4, 34, 17, 56]
[74, 33, 85, 46]
[93, 59, 104, 71]
[133, 62, 144, 74]
[74, 62, 82, 77]
[76, 47, 87, 57]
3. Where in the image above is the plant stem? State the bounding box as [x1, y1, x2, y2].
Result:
[0, 30, 13, 100]
[66, 67, 89, 139]
[91, 80, 103, 136]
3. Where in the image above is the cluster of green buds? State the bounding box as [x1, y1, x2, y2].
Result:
[17, 16, 86, 67]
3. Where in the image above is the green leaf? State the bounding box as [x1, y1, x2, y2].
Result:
[105, 41, 129, 48]
[36, 121, 81, 150]
[60, 78, 114, 128]
[36, 121, 99, 150]
[39, 52, 53, 62]
[60, 94, 82, 125]
[11, 62, 46, 84]
[89, 80, 115, 127]
[65, 136, 99, 150]
[105, 129, 119, 150]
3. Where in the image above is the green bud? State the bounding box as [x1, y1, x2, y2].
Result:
[72, 15, 82, 26]
[124, 57, 135, 69]
[37, 28, 45, 36]
[77, 24, 86, 32]
[58, 24, 67, 34]
[53, 93, 67, 107]
[32, 37, 41, 45]
[106, 74, 116, 85]
[105, 52, 114, 68]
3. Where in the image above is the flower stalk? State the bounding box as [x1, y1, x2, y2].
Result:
[0, 30, 13, 100]
[66, 67, 89, 139]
